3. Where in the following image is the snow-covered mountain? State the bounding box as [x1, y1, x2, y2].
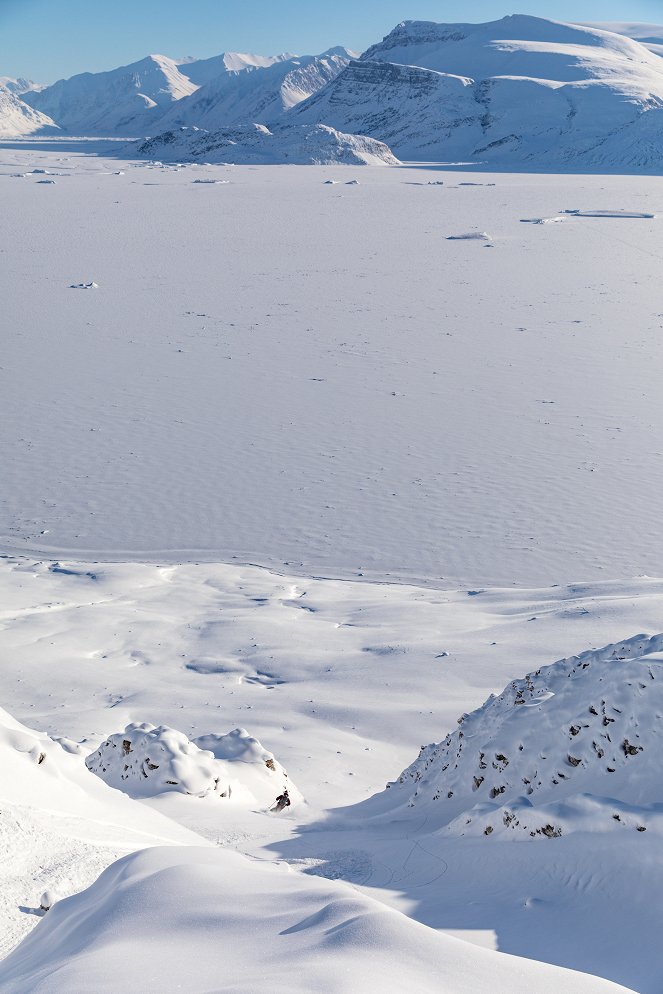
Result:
[177, 51, 297, 86]
[23, 54, 198, 136]
[383, 633, 663, 837]
[0, 76, 44, 96]
[157, 52, 352, 131]
[131, 122, 399, 165]
[0, 83, 57, 137]
[292, 16, 663, 167]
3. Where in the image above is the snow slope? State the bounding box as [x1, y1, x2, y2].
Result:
[0, 85, 57, 137]
[22, 55, 198, 136]
[132, 122, 398, 165]
[157, 52, 351, 131]
[0, 845, 634, 994]
[292, 16, 663, 166]
[0, 706, 203, 957]
[587, 23, 663, 57]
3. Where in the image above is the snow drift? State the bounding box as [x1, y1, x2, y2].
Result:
[0, 845, 634, 994]
[85, 721, 298, 807]
[131, 122, 399, 165]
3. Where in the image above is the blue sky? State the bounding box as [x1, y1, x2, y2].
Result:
[2, 0, 663, 82]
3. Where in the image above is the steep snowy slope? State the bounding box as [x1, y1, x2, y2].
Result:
[293, 17, 663, 166]
[177, 50, 297, 86]
[157, 52, 351, 131]
[0, 846, 634, 994]
[0, 85, 57, 137]
[132, 122, 398, 165]
[23, 55, 198, 136]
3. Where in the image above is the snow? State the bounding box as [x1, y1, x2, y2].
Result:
[386, 633, 663, 828]
[177, 50, 298, 86]
[0, 845, 634, 994]
[0, 704, 204, 957]
[86, 721, 298, 807]
[586, 23, 663, 56]
[4, 18, 663, 992]
[22, 55, 198, 136]
[131, 123, 399, 165]
[292, 17, 663, 167]
[1, 551, 663, 989]
[3, 151, 663, 585]
[157, 53, 352, 132]
[0, 85, 57, 138]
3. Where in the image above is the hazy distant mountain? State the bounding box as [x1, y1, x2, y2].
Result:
[23, 54, 198, 136]
[292, 16, 663, 168]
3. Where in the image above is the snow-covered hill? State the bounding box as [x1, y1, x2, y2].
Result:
[157, 52, 352, 131]
[0, 84, 57, 137]
[22, 55, 198, 136]
[0, 845, 633, 994]
[131, 122, 399, 165]
[292, 16, 663, 167]
[86, 721, 299, 808]
[384, 633, 663, 837]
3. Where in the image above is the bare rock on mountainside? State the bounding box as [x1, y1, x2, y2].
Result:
[386, 633, 663, 837]
[86, 721, 300, 807]
[130, 122, 399, 165]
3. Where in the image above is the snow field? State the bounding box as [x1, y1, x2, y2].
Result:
[2, 151, 663, 586]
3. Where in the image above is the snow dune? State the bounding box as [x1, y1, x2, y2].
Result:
[0, 845, 634, 994]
